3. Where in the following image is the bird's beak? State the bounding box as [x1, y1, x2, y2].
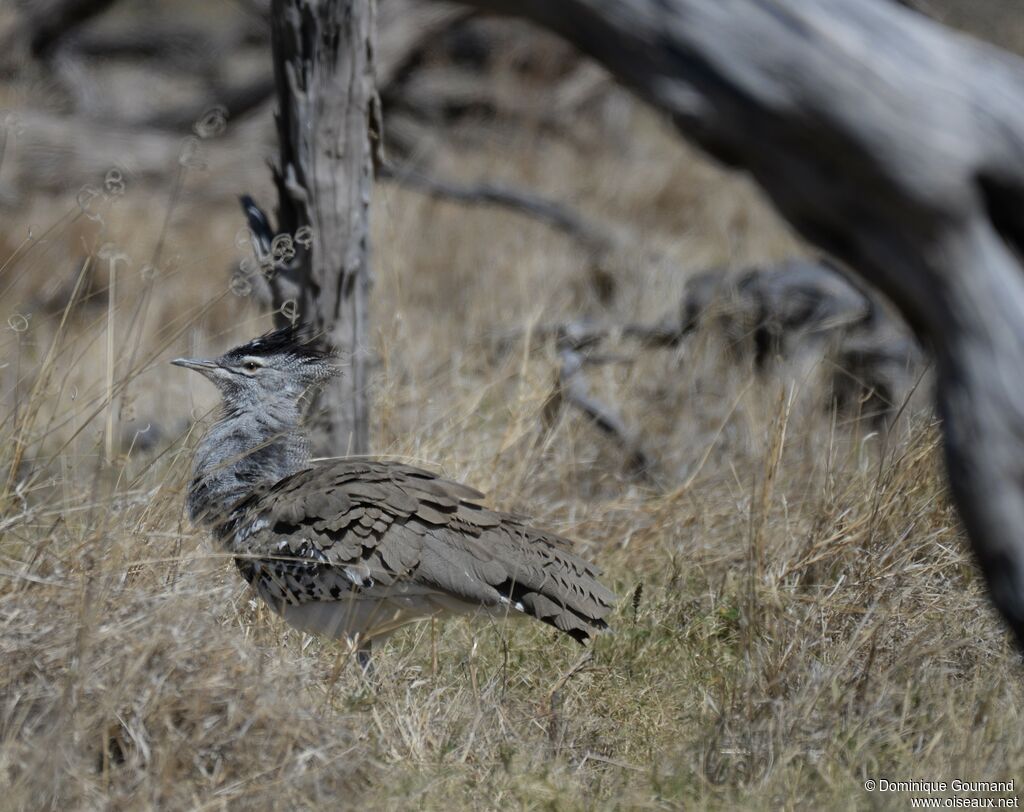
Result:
[171, 357, 219, 375]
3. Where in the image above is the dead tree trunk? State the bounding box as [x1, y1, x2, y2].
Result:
[270, 0, 376, 456]
[446, 0, 1024, 648]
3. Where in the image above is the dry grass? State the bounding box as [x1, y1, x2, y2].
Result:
[2, 28, 1024, 810]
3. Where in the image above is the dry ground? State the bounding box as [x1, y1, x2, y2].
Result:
[2, 9, 1024, 811]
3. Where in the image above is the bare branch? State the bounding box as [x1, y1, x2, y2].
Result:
[544, 347, 653, 477]
[379, 163, 614, 255]
[490, 318, 683, 363]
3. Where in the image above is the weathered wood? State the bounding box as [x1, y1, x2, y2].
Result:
[270, 0, 377, 457]
[446, 0, 1024, 646]
[379, 163, 614, 255]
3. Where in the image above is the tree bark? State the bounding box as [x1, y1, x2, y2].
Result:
[270, 0, 376, 456]
[444, 0, 1024, 647]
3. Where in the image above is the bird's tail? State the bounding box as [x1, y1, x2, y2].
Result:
[239, 194, 274, 260]
[497, 530, 617, 644]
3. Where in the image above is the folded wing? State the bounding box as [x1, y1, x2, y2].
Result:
[222, 460, 616, 643]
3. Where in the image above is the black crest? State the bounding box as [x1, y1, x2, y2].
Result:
[222, 326, 334, 364]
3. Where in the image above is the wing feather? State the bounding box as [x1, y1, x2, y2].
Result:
[220, 459, 616, 643]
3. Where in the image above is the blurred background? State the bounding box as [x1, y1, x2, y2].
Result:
[1, 1, 1023, 808]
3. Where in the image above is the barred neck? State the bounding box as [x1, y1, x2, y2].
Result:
[186, 404, 309, 526]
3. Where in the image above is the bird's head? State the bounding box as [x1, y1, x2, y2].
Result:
[172, 326, 340, 409]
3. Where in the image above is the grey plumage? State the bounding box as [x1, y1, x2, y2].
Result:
[176, 329, 333, 523]
[174, 328, 616, 647]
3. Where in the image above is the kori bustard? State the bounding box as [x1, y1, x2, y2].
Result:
[174, 328, 616, 659]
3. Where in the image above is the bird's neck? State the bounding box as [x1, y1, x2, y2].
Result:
[186, 401, 310, 525]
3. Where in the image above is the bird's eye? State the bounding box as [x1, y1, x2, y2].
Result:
[243, 361, 260, 372]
